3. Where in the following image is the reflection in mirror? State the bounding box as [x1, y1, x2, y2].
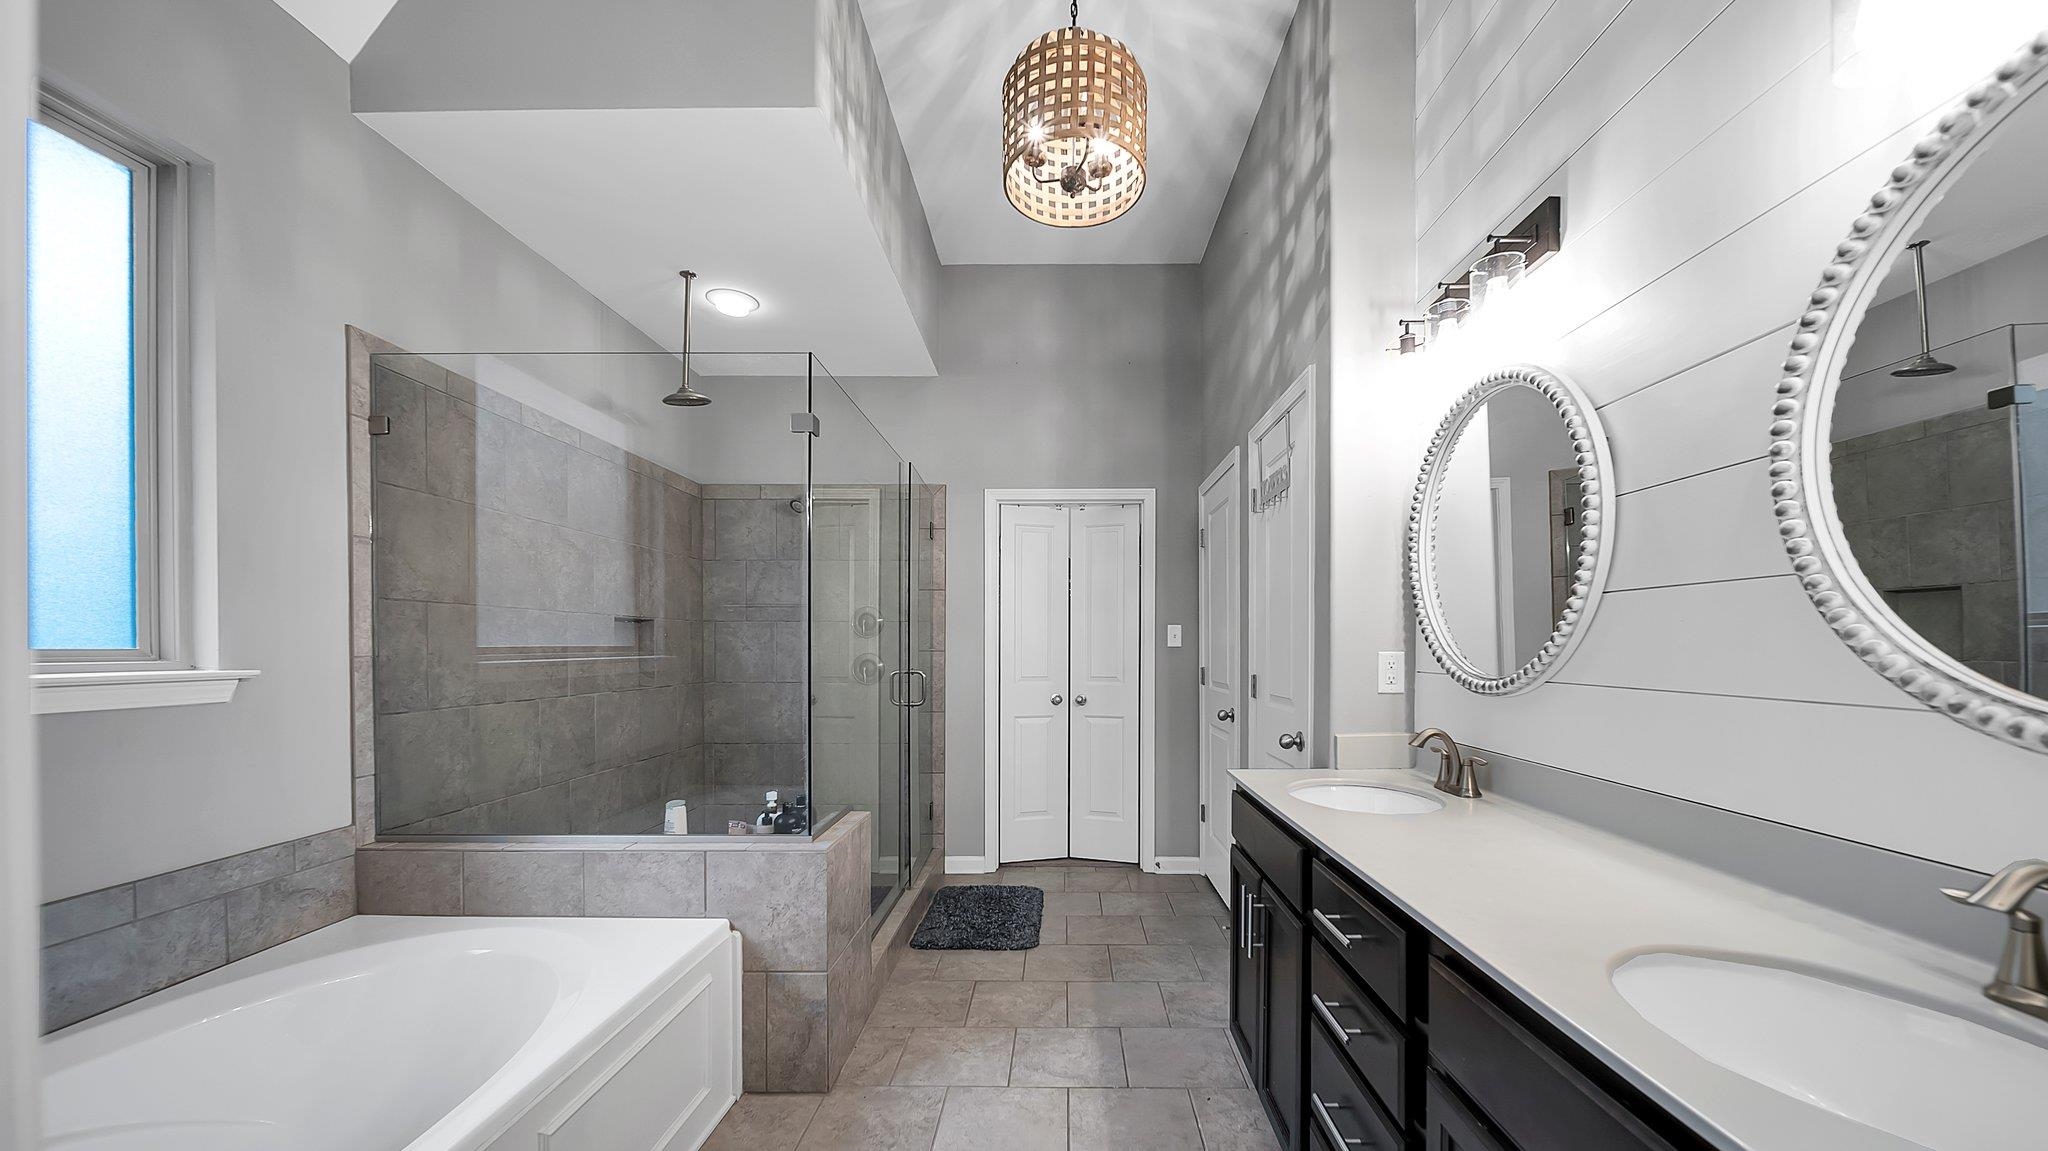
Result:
[1425, 381, 1585, 681]
[1831, 80, 2048, 695]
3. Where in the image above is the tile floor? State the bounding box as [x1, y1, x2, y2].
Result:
[707, 861, 1280, 1151]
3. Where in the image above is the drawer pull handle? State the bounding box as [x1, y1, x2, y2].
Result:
[1312, 908, 1367, 949]
[1310, 992, 1367, 1045]
[1248, 899, 1266, 952]
[1309, 1092, 1368, 1147]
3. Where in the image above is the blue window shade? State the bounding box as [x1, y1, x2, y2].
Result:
[26, 119, 141, 652]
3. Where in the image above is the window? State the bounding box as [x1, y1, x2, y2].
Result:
[26, 94, 250, 712]
[26, 103, 158, 661]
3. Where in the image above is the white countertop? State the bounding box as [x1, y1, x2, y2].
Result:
[1230, 768, 2048, 1151]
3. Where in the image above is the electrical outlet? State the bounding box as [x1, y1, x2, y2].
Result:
[1377, 651, 1405, 694]
[1166, 624, 1183, 648]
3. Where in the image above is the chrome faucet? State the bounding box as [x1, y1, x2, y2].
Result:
[1944, 859, 2048, 1022]
[1408, 728, 1486, 800]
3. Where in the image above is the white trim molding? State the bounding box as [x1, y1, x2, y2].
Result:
[31, 668, 258, 716]
[982, 488, 1161, 872]
[944, 854, 997, 875]
[1771, 31, 2048, 752]
[1152, 856, 1203, 874]
[1408, 363, 1614, 696]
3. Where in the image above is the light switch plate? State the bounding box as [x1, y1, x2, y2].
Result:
[1377, 651, 1404, 694]
[1166, 624, 1183, 648]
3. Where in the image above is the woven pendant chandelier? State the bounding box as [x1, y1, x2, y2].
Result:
[1000, 0, 1149, 228]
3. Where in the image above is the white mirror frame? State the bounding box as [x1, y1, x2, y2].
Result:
[1772, 33, 2048, 751]
[1408, 363, 1614, 695]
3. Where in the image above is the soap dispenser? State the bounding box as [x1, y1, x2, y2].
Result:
[753, 791, 781, 834]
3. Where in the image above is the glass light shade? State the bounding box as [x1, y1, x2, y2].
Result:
[1001, 25, 1149, 228]
[1424, 296, 1471, 344]
[1469, 250, 1527, 311]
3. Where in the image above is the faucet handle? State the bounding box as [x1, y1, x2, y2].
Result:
[1943, 859, 2048, 916]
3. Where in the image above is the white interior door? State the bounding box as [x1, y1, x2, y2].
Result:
[998, 504, 1071, 863]
[1198, 455, 1240, 899]
[1069, 504, 1141, 864]
[1248, 372, 1316, 770]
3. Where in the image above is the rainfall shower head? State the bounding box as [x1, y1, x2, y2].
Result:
[664, 269, 713, 407]
[1892, 240, 1957, 378]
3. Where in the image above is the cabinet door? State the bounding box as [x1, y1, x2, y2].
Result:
[1229, 851, 1265, 1082]
[1263, 886, 1306, 1151]
[1427, 1070, 1513, 1151]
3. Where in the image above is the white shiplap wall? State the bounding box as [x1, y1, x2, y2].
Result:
[1408, 0, 2048, 875]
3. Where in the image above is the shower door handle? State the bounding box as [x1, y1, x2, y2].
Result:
[905, 669, 929, 707]
[888, 671, 907, 706]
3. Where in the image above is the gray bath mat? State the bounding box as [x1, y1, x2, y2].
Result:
[910, 885, 1044, 950]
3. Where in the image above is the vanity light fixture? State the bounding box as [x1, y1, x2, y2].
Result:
[1397, 196, 1562, 354]
[1000, 0, 1149, 228]
[703, 288, 759, 318]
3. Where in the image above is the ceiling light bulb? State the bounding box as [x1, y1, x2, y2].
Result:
[704, 288, 759, 318]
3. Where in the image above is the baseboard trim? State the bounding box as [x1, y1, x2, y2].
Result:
[1153, 856, 1203, 874]
[944, 854, 996, 874]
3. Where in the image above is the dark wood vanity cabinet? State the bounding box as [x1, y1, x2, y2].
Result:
[1230, 840, 1305, 1151]
[1230, 787, 1710, 1151]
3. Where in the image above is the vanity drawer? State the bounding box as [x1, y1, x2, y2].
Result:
[1310, 860, 1408, 1017]
[1307, 1023, 1402, 1151]
[1429, 958, 1681, 1151]
[1233, 790, 1307, 910]
[1309, 939, 1407, 1128]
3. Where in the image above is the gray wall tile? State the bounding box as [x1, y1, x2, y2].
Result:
[586, 851, 707, 916]
[41, 886, 134, 947]
[134, 844, 297, 918]
[765, 972, 830, 1092]
[42, 899, 226, 1032]
[708, 850, 828, 971]
[357, 849, 464, 915]
[227, 858, 355, 960]
[464, 850, 586, 916]
[292, 828, 359, 870]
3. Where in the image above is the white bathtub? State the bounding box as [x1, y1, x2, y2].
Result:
[41, 916, 742, 1151]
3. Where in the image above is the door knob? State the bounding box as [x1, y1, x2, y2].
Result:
[1278, 731, 1304, 751]
[1217, 708, 1236, 723]
[1074, 695, 1089, 706]
[1051, 694, 1064, 706]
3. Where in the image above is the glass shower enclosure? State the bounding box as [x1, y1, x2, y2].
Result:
[365, 349, 934, 922]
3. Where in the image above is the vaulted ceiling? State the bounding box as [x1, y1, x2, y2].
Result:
[855, 0, 1297, 264]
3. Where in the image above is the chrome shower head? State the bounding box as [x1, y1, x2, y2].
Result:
[1891, 352, 1958, 378]
[666, 269, 711, 408]
[1892, 240, 1956, 378]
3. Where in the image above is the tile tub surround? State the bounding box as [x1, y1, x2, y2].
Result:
[366, 351, 709, 838]
[701, 485, 811, 834]
[356, 810, 880, 1093]
[40, 828, 358, 1032]
[703, 859, 1265, 1151]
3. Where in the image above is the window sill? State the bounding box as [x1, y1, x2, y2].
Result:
[31, 668, 260, 715]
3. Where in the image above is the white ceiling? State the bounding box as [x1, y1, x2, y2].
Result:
[360, 108, 937, 376]
[270, 0, 402, 60]
[855, 0, 1298, 265]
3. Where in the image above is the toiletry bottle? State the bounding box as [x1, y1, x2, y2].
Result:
[754, 790, 781, 834]
[775, 793, 809, 835]
[664, 799, 689, 835]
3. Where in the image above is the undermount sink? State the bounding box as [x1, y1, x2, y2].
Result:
[1288, 783, 1443, 815]
[1613, 952, 2048, 1150]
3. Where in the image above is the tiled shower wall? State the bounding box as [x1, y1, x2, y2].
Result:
[1832, 406, 2020, 688]
[700, 486, 809, 833]
[369, 356, 709, 836]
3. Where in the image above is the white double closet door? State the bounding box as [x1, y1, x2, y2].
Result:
[998, 503, 1142, 864]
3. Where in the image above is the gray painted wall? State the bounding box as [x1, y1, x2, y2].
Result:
[844, 263, 1205, 860]
[3, 0, 42, 1138]
[1199, 0, 1335, 768]
[37, 0, 667, 901]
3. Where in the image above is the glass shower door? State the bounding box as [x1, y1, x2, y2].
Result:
[907, 465, 936, 879]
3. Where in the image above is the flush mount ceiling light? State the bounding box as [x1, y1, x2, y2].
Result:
[704, 287, 759, 318]
[1000, 0, 1149, 228]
